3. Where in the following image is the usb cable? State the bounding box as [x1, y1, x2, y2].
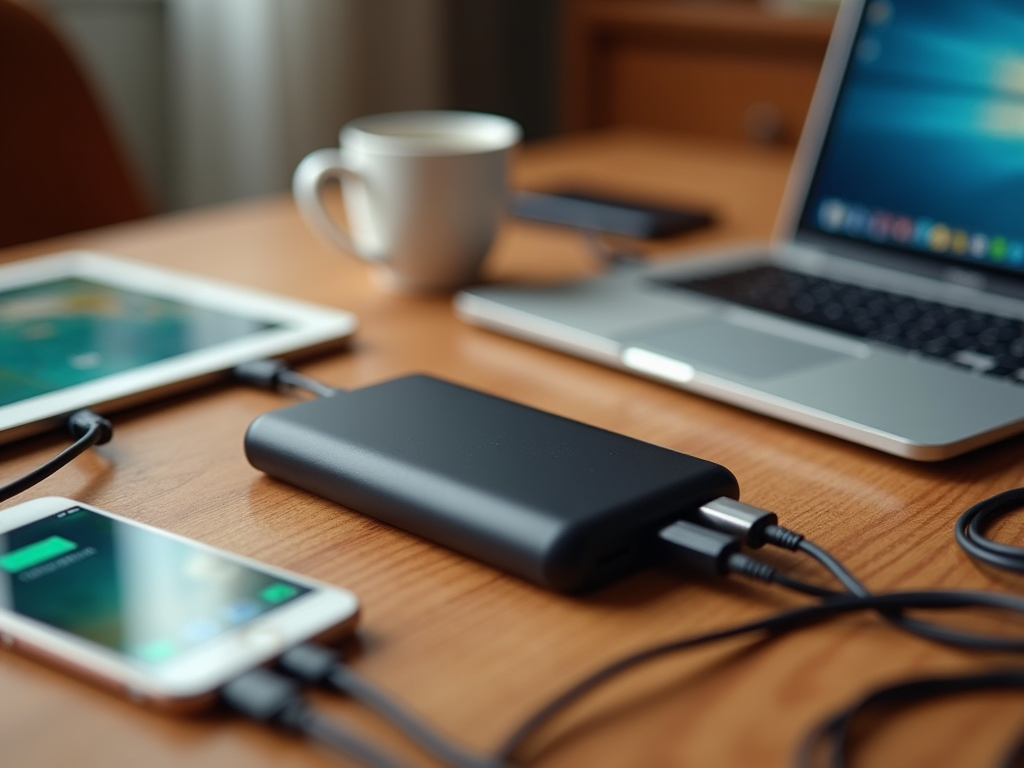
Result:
[675, 496, 1024, 651]
[222, 648, 510, 768]
[0, 409, 112, 504]
[795, 668, 1024, 768]
[498, 503, 1024, 764]
[221, 666, 414, 768]
[233, 359, 340, 399]
[277, 643, 509, 768]
[955, 486, 1024, 573]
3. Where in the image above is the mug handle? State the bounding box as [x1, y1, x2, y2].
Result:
[292, 148, 377, 258]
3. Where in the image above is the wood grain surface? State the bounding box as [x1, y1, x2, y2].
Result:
[2, 130, 1024, 768]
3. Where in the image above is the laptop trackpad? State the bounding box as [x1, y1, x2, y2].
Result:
[627, 318, 853, 380]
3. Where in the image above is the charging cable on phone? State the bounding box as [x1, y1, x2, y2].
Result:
[221, 657, 509, 768]
[277, 643, 509, 768]
[220, 666, 415, 768]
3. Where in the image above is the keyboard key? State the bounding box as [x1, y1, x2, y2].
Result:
[657, 265, 1024, 385]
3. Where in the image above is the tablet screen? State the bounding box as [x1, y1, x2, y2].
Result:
[0, 251, 357, 443]
[1, 277, 279, 407]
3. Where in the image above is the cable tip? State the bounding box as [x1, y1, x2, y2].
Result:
[66, 410, 113, 445]
[659, 519, 740, 577]
[232, 359, 292, 392]
[696, 497, 779, 548]
[220, 667, 307, 729]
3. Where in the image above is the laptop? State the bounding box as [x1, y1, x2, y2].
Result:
[456, 0, 1024, 461]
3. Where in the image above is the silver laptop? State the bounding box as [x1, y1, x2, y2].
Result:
[456, 0, 1024, 461]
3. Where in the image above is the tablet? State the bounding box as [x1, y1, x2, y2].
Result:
[0, 251, 357, 443]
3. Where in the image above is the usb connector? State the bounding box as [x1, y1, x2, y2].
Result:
[233, 359, 340, 398]
[658, 519, 776, 584]
[696, 497, 803, 550]
[658, 519, 741, 576]
[221, 666, 412, 768]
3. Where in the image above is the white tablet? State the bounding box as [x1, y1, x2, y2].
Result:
[0, 251, 357, 443]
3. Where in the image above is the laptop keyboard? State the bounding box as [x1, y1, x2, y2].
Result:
[659, 265, 1024, 383]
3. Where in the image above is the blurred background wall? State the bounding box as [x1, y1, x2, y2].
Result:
[34, 0, 560, 212]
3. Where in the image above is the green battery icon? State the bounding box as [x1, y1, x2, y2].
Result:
[0, 536, 78, 574]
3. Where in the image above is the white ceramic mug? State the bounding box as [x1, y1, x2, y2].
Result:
[293, 110, 522, 293]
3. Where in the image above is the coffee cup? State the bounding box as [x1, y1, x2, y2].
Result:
[293, 110, 522, 294]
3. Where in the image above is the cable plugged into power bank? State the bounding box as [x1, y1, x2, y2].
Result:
[675, 496, 1024, 651]
[659, 517, 833, 598]
[695, 496, 803, 550]
[658, 519, 776, 583]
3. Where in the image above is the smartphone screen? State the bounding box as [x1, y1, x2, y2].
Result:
[0, 506, 309, 664]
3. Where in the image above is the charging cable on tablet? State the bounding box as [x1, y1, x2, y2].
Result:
[0, 357, 329, 507]
[0, 409, 112, 504]
[233, 358, 339, 399]
[0, 358, 316, 507]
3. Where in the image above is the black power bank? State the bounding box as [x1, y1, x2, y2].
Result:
[245, 375, 738, 592]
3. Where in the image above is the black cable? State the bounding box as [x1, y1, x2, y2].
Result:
[691, 497, 1024, 651]
[220, 666, 414, 768]
[794, 668, 1024, 768]
[278, 369, 339, 399]
[769, 570, 837, 599]
[0, 409, 112, 504]
[495, 590, 1024, 762]
[955, 486, 1024, 573]
[298, 712, 413, 768]
[793, 539, 863, 594]
[233, 358, 339, 398]
[660, 497, 1024, 766]
[793, 535, 1024, 650]
[278, 643, 508, 768]
[658, 518, 836, 598]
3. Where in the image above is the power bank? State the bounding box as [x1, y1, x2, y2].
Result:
[244, 375, 738, 592]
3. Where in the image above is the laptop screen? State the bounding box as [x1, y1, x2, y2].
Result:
[798, 0, 1024, 274]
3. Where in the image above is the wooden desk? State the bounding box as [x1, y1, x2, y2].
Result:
[3, 131, 1024, 768]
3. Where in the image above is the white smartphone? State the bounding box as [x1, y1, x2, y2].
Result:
[0, 497, 360, 712]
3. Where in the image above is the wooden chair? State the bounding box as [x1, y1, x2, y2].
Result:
[0, 0, 149, 248]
